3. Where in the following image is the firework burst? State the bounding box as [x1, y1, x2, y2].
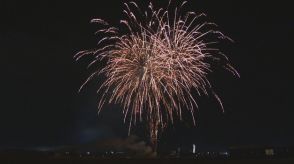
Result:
[75, 0, 239, 147]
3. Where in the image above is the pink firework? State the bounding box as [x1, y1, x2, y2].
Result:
[75, 0, 239, 147]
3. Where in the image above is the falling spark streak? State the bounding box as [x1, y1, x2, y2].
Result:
[75, 0, 238, 148]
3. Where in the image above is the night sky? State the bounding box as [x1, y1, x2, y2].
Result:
[1, 0, 293, 150]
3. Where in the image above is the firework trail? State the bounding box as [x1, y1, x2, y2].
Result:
[75, 0, 239, 147]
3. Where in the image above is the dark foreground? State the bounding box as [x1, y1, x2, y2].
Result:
[1, 157, 294, 164]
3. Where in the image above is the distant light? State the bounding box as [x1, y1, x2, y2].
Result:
[192, 144, 196, 154]
[86, 152, 90, 155]
[220, 151, 229, 156]
[265, 149, 275, 156]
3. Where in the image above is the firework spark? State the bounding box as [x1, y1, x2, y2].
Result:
[75, 0, 239, 147]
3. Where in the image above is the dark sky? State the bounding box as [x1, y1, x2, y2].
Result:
[0, 0, 293, 150]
